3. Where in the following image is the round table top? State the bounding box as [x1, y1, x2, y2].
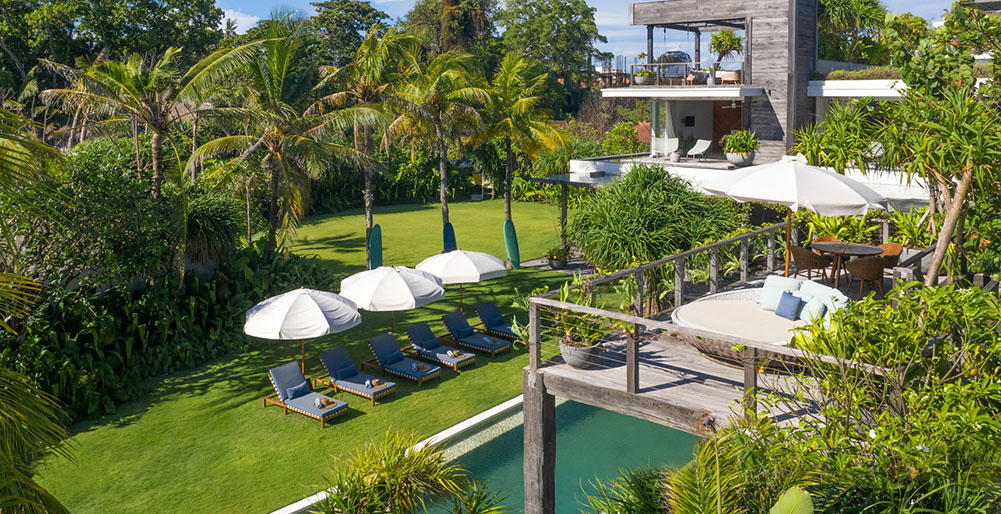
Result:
[810, 241, 883, 257]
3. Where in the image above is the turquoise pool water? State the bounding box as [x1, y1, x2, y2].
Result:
[435, 400, 699, 512]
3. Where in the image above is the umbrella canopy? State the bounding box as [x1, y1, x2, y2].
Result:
[244, 288, 361, 371]
[339, 266, 445, 312]
[702, 154, 887, 216]
[702, 154, 888, 277]
[416, 250, 507, 285]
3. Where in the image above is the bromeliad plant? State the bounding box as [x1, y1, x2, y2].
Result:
[719, 130, 758, 154]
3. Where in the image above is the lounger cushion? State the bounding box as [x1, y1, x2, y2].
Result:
[336, 373, 396, 398]
[487, 315, 505, 328]
[285, 392, 347, 419]
[456, 334, 510, 353]
[456, 325, 475, 338]
[269, 361, 310, 401]
[475, 302, 507, 328]
[487, 323, 518, 340]
[385, 349, 404, 364]
[385, 358, 440, 380]
[286, 381, 311, 400]
[405, 323, 441, 350]
[415, 346, 475, 368]
[337, 364, 359, 380]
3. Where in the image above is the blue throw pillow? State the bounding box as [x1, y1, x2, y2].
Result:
[457, 326, 475, 338]
[386, 350, 404, 364]
[337, 364, 358, 379]
[775, 291, 802, 321]
[286, 380, 310, 400]
[488, 315, 506, 328]
[422, 337, 440, 350]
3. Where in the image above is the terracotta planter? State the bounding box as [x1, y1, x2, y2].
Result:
[726, 151, 756, 167]
[559, 339, 601, 369]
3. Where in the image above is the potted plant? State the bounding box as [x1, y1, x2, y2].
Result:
[720, 130, 758, 167]
[709, 31, 744, 86]
[552, 280, 613, 369]
[634, 69, 654, 85]
[544, 246, 570, 269]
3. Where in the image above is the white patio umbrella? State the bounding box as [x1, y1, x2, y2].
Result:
[339, 266, 445, 332]
[703, 154, 888, 276]
[244, 288, 361, 371]
[416, 250, 507, 311]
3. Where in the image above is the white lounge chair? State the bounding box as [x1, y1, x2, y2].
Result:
[651, 137, 680, 156]
[687, 139, 711, 161]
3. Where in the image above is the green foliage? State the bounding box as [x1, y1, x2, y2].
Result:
[567, 165, 740, 271]
[183, 187, 243, 266]
[543, 246, 569, 260]
[580, 468, 665, 514]
[806, 214, 878, 244]
[769, 487, 814, 514]
[965, 194, 1001, 274]
[0, 243, 331, 418]
[709, 31, 744, 62]
[448, 480, 513, 513]
[792, 98, 884, 173]
[314, 432, 468, 513]
[889, 208, 936, 248]
[719, 130, 758, 154]
[310, 0, 389, 68]
[818, 0, 888, 64]
[600, 122, 646, 155]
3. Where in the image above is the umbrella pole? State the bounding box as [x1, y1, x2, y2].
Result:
[785, 208, 792, 277]
[301, 340, 306, 373]
[459, 284, 463, 312]
[391, 312, 395, 334]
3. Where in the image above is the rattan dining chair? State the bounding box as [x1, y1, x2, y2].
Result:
[878, 242, 903, 269]
[790, 246, 830, 281]
[844, 255, 887, 297]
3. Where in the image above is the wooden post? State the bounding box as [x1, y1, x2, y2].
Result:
[626, 332, 639, 394]
[693, 29, 701, 69]
[709, 247, 719, 293]
[674, 257, 685, 308]
[524, 369, 556, 514]
[529, 302, 541, 370]
[743, 346, 757, 419]
[634, 270, 644, 318]
[881, 220, 890, 244]
[740, 239, 749, 282]
[767, 232, 776, 272]
[646, 26, 654, 65]
[560, 184, 568, 247]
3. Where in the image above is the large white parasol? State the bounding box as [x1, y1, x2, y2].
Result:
[703, 154, 887, 276]
[416, 250, 507, 311]
[244, 288, 361, 371]
[339, 266, 445, 332]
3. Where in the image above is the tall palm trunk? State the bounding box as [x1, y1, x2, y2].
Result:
[355, 121, 375, 265]
[191, 117, 198, 183]
[504, 136, 513, 221]
[435, 121, 449, 226]
[150, 130, 163, 200]
[245, 181, 253, 245]
[268, 156, 281, 261]
[924, 166, 974, 286]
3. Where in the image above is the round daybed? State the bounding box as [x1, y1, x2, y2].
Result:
[671, 288, 806, 370]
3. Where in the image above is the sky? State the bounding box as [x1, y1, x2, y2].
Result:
[218, 0, 951, 60]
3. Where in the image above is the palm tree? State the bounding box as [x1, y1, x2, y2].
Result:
[43, 42, 264, 199]
[386, 49, 487, 227]
[475, 52, 567, 221]
[0, 109, 74, 514]
[195, 9, 376, 261]
[314, 25, 415, 262]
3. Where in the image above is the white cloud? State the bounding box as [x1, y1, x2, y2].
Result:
[222, 9, 261, 34]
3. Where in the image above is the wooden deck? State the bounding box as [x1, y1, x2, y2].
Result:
[535, 333, 814, 435]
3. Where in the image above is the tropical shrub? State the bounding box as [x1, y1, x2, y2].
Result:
[719, 130, 758, 154]
[581, 468, 665, 513]
[567, 165, 740, 271]
[806, 214, 878, 244]
[601, 122, 646, 155]
[184, 187, 243, 270]
[0, 241, 331, 418]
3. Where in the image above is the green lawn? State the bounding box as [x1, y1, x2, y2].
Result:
[296, 199, 565, 277]
[36, 200, 567, 514]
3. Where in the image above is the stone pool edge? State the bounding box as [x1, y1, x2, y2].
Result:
[269, 394, 526, 514]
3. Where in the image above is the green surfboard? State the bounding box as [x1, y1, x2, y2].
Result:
[504, 219, 520, 269]
[368, 224, 383, 269]
[442, 222, 457, 253]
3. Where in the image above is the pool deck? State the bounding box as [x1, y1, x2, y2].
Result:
[533, 332, 815, 435]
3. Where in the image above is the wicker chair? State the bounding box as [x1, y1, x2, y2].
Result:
[844, 256, 887, 297]
[790, 246, 830, 281]
[879, 242, 903, 268]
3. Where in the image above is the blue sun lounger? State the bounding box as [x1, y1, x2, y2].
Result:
[404, 322, 476, 371]
[264, 361, 348, 428]
[474, 301, 520, 340]
[367, 334, 442, 388]
[316, 347, 397, 406]
[442, 311, 512, 358]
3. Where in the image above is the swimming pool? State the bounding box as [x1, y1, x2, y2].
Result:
[433, 399, 699, 511]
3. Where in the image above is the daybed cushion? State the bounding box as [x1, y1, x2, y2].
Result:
[415, 346, 476, 368]
[674, 299, 806, 344]
[286, 380, 311, 400]
[335, 372, 396, 398]
[456, 334, 510, 353]
[775, 292, 802, 321]
[763, 275, 802, 293]
[757, 288, 785, 311]
[800, 297, 827, 323]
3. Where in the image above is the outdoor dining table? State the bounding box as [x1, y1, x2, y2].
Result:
[810, 241, 883, 289]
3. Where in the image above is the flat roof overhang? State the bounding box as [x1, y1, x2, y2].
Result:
[807, 79, 905, 99]
[601, 86, 764, 101]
